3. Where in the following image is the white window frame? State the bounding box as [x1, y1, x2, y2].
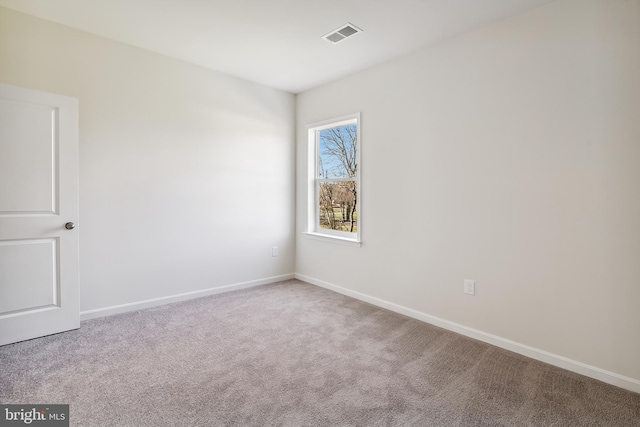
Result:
[305, 113, 361, 246]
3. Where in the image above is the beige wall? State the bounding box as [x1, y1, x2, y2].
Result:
[296, 0, 640, 385]
[0, 7, 296, 312]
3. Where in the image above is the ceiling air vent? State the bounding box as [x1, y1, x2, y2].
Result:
[322, 23, 363, 44]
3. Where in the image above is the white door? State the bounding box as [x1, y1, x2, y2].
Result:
[0, 83, 79, 346]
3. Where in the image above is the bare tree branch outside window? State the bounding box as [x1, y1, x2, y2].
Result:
[317, 124, 358, 233]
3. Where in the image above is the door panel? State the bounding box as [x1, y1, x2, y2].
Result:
[0, 83, 79, 346]
[0, 239, 58, 314]
[0, 99, 56, 214]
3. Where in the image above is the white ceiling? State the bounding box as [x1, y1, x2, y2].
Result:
[0, 0, 557, 93]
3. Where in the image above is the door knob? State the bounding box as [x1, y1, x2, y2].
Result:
[65, 222, 75, 230]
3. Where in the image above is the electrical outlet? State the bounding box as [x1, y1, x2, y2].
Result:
[272, 246, 279, 257]
[464, 279, 475, 296]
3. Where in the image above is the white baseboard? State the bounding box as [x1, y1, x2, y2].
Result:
[80, 273, 295, 321]
[295, 273, 640, 395]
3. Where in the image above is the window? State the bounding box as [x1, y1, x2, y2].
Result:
[307, 113, 360, 244]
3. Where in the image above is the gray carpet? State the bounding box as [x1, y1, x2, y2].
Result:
[1, 279, 639, 426]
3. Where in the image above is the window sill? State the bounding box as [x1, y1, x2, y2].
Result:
[303, 232, 362, 247]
